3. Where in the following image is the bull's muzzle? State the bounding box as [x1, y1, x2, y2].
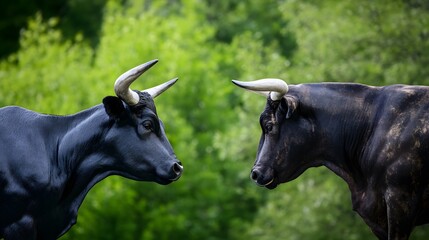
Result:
[250, 166, 275, 187]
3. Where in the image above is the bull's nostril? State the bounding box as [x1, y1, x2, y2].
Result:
[173, 162, 183, 175]
[251, 170, 259, 181]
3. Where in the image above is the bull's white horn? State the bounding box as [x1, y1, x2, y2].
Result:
[143, 78, 178, 99]
[232, 78, 289, 101]
[114, 59, 158, 105]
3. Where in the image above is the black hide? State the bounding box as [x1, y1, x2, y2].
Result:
[251, 83, 429, 240]
[0, 93, 181, 239]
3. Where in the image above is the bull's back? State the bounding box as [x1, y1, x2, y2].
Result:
[0, 106, 45, 166]
[0, 107, 53, 209]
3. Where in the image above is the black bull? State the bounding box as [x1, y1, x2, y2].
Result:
[0, 60, 183, 239]
[233, 79, 429, 240]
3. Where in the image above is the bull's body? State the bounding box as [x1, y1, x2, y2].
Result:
[289, 84, 429, 239]
[0, 60, 182, 239]
[0, 106, 110, 239]
[234, 80, 429, 239]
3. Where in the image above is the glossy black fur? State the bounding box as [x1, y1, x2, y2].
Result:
[0, 93, 182, 239]
[251, 83, 429, 240]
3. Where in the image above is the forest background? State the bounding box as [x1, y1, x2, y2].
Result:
[1, 0, 429, 239]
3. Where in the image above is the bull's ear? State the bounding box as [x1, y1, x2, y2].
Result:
[103, 96, 126, 120]
[285, 96, 298, 119]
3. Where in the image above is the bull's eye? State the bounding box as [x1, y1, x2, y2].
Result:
[266, 123, 273, 132]
[143, 120, 153, 131]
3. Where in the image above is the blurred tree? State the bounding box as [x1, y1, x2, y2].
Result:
[204, 1, 298, 59]
[0, 0, 105, 59]
[281, 0, 429, 85]
[0, 13, 93, 113]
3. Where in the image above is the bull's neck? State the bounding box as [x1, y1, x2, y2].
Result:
[55, 105, 113, 209]
[293, 83, 377, 191]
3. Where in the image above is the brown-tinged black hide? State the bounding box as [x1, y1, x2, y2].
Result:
[250, 83, 429, 240]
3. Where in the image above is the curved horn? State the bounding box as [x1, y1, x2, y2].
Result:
[232, 78, 289, 101]
[114, 59, 158, 105]
[143, 77, 178, 99]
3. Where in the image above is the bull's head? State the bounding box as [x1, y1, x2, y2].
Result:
[102, 59, 183, 184]
[232, 79, 318, 189]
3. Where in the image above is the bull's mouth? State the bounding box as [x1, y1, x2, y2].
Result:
[157, 172, 182, 185]
[265, 178, 274, 186]
[119, 163, 182, 185]
[251, 167, 278, 189]
[254, 164, 308, 190]
[253, 177, 278, 189]
[264, 178, 278, 189]
[169, 172, 182, 181]
[253, 175, 278, 189]
[157, 177, 177, 185]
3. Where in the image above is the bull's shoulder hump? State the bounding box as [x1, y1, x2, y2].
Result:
[0, 106, 40, 118]
[380, 85, 429, 105]
[380, 84, 429, 94]
[0, 106, 43, 138]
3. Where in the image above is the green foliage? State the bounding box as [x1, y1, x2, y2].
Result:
[0, 13, 94, 114]
[203, 1, 297, 58]
[282, 0, 429, 85]
[1, 0, 429, 239]
[0, 0, 106, 58]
